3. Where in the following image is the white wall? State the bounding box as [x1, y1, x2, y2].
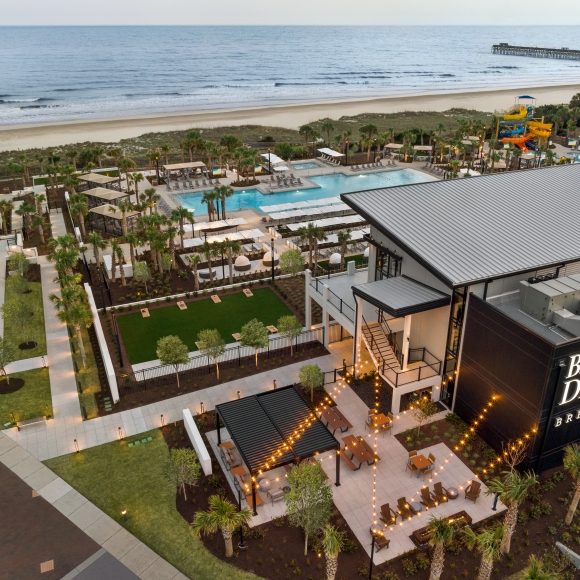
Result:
[183, 409, 212, 475]
[408, 305, 450, 363]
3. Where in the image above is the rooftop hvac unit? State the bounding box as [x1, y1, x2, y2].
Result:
[544, 273, 556, 280]
[536, 275, 546, 282]
[527, 277, 539, 284]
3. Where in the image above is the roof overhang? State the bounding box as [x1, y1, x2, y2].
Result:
[78, 173, 119, 184]
[352, 276, 451, 317]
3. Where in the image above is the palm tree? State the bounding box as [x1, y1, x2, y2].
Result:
[337, 229, 351, 269]
[110, 239, 120, 284]
[18, 154, 31, 186]
[520, 555, 562, 580]
[0, 200, 13, 234]
[132, 172, 145, 203]
[35, 153, 45, 175]
[449, 160, 460, 178]
[563, 443, 580, 525]
[31, 215, 46, 245]
[34, 193, 46, 216]
[437, 123, 445, 138]
[113, 200, 133, 236]
[66, 149, 78, 169]
[92, 146, 105, 168]
[159, 144, 171, 165]
[299, 125, 313, 151]
[186, 253, 202, 291]
[61, 164, 80, 196]
[119, 157, 137, 197]
[166, 224, 179, 270]
[297, 222, 316, 269]
[511, 147, 522, 170]
[115, 244, 127, 286]
[200, 241, 217, 284]
[142, 188, 160, 215]
[463, 524, 504, 580]
[149, 151, 161, 185]
[16, 201, 35, 232]
[150, 233, 168, 273]
[69, 193, 89, 239]
[222, 238, 241, 284]
[321, 121, 335, 146]
[171, 207, 194, 248]
[360, 124, 378, 160]
[88, 231, 108, 267]
[201, 190, 217, 222]
[122, 232, 138, 267]
[191, 495, 252, 558]
[321, 525, 344, 580]
[313, 227, 327, 272]
[216, 185, 234, 220]
[426, 516, 455, 580]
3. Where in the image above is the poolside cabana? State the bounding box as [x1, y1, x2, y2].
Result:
[78, 173, 121, 192]
[215, 386, 340, 514]
[88, 204, 140, 236]
[260, 153, 287, 172]
[162, 162, 207, 178]
[83, 186, 132, 209]
[317, 148, 344, 158]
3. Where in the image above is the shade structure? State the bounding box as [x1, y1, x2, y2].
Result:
[260, 153, 285, 164]
[78, 173, 119, 185]
[385, 143, 404, 149]
[414, 145, 433, 152]
[317, 148, 344, 157]
[215, 385, 339, 475]
[162, 162, 207, 171]
[273, 165, 290, 172]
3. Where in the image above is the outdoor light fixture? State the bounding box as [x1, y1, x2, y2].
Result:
[273, 380, 277, 390]
[118, 427, 123, 440]
[237, 390, 241, 399]
[160, 414, 165, 426]
[41, 356, 47, 368]
[74, 439, 79, 453]
[200, 402, 205, 414]
[121, 509, 128, 523]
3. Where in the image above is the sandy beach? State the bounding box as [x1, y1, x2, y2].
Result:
[1, 83, 579, 152]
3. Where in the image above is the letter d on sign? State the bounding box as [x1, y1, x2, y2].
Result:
[567, 354, 580, 379]
[560, 379, 580, 406]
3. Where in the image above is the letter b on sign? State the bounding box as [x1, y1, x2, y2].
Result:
[567, 354, 580, 379]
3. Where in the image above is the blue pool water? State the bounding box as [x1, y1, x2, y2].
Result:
[176, 169, 431, 215]
[292, 162, 320, 170]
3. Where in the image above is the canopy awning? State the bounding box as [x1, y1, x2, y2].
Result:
[352, 276, 451, 318]
[273, 165, 290, 172]
[260, 153, 285, 164]
[317, 148, 344, 157]
[414, 145, 433, 151]
[89, 204, 140, 219]
[385, 143, 403, 149]
[78, 173, 119, 185]
[84, 187, 130, 201]
[163, 162, 207, 171]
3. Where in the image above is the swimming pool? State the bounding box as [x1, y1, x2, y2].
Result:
[176, 169, 433, 215]
[292, 162, 320, 170]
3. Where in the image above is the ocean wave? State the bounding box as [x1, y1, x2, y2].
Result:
[488, 66, 520, 69]
[0, 97, 53, 103]
[17, 104, 61, 109]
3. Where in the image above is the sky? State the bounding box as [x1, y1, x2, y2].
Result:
[3, 0, 580, 26]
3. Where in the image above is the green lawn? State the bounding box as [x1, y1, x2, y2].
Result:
[72, 325, 100, 419]
[318, 253, 366, 271]
[116, 288, 293, 364]
[0, 368, 52, 428]
[4, 281, 47, 361]
[44, 430, 259, 580]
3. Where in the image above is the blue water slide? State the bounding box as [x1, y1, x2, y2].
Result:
[525, 140, 537, 151]
[500, 105, 534, 126]
[500, 125, 525, 138]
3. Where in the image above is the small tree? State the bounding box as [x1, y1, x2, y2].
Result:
[6, 272, 30, 295]
[133, 261, 151, 294]
[410, 395, 438, 437]
[197, 329, 225, 379]
[285, 461, 333, 555]
[337, 229, 351, 269]
[426, 516, 455, 580]
[280, 248, 305, 277]
[165, 448, 201, 500]
[186, 254, 201, 292]
[57, 301, 93, 369]
[322, 524, 344, 580]
[88, 231, 108, 267]
[240, 318, 269, 367]
[157, 335, 189, 389]
[463, 524, 504, 580]
[191, 495, 252, 557]
[521, 554, 564, 580]
[8, 253, 29, 276]
[278, 315, 302, 356]
[299, 364, 324, 402]
[1, 299, 33, 335]
[0, 337, 16, 384]
[563, 442, 580, 525]
[485, 470, 537, 554]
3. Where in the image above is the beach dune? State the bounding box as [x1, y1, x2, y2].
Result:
[1, 84, 578, 152]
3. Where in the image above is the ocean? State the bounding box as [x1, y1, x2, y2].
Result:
[1, 25, 580, 126]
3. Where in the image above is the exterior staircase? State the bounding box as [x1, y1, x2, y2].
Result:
[362, 321, 401, 372]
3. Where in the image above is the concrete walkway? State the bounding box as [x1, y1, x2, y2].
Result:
[5, 355, 46, 374]
[0, 432, 187, 580]
[49, 209, 68, 239]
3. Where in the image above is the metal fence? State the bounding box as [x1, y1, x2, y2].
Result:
[117, 327, 324, 396]
[309, 276, 355, 322]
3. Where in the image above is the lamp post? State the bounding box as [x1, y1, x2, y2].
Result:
[368, 525, 382, 580]
[492, 492, 500, 511]
[270, 237, 275, 281]
[345, 139, 349, 166]
[268, 147, 271, 174]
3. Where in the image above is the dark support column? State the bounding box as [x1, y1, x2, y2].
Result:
[251, 479, 258, 516]
[216, 413, 221, 445]
[335, 449, 341, 487]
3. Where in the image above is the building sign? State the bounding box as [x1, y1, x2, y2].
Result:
[558, 355, 580, 407]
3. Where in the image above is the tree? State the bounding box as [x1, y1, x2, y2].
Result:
[321, 121, 335, 146]
[186, 254, 201, 291]
[563, 442, 580, 525]
[219, 134, 242, 154]
[16, 201, 35, 232]
[157, 335, 189, 389]
[297, 222, 317, 269]
[299, 124, 314, 150]
[410, 395, 438, 436]
[463, 524, 504, 580]
[0, 200, 13, 234]
[299, 363, 324, 402]
[160, 143, 171, 165]
[2, 299, 33, 335]
[360, 123, 378, 160]
[7, 271, 30, 295]
[321, 524, 344, 580]
[69, 193, 89, 239]
[9, 253, 29, 277]
[197, 329, 225, 379]
[165, 448, 201, 501]
[200, 240, 218, 284]
[312, 227, 327, 272]
[31, 215, 46, 245]
[53, 298, 93, 369]
[278, 315, 302, 356]
[87, 231, 108, 267]
[280, 248, 305, 277]
[274, 142, 294, 160]
[113, 200, 133, 236]
[215, 185, 234, 220]
[122, 232, 138, 267]
[115, 244, 127, 286]
[0, 337, 16, 384]
[110, 239, 120, 284]
[426, 516, 455, 580]
[191, 495, 252, 558]
[285, 461, 333, 555]
[337, 229, 351, 269]
[570, 93, 580, 110]
[171, 206, 194, 249]
[240, 318, 269, 367]
[133, 261, 151, 294]
[520, 555, 563, 580]
[222, 238, 240, 285]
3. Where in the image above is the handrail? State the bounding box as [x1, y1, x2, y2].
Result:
[310, 277, 355, 322]
[377, 310, 403, 367]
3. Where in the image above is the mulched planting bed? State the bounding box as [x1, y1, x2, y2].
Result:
[96, 341, 329, 416]
[274, 277, 322, 325]
[0, 378, 25, 394]
[161, 417, 370, 580]
[5, 262, 41, 283]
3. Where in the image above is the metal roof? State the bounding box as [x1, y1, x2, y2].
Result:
[342, 165, 580, 288]
[216, 386, 338, 474]
[84, 187, 129, 201]
[78, 173, 119, 184]
[352, 276, 451, 317]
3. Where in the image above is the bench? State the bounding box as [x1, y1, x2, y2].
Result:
[333, 408, 353, 430]
[16, 416, 47, 431]
[357, 436, 381, 462]
[340, 451, 359, 471]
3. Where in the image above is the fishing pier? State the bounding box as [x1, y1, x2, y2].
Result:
[492, 43, 580, 61]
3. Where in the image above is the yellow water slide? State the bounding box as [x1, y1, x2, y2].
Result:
[503, 105, 528, 121]
[526, 121, 553, 139]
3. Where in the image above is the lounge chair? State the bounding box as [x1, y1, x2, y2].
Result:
[166, 184, 172, 191]
[297, 178, 302, 185]
[420, 487, 437, 509]
[397, 497, 413, 519]
[202, 179, 207, 186]
[433, 482, 449, 504]
[214, 178, 220, 184]
[174, 182, 181, 190]
[465, 481, 481, 503]
[194, 180, 199, 187]
[374, 530, 390, 552]
[267, 488, 285, 504]
[380, 503, 398, 526]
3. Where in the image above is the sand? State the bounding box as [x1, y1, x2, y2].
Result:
[1, 83, 579, 152]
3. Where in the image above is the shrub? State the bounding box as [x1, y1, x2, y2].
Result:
[342, 539, 358, 553]
[382, 571, 400, 580]
[561, 532, 572, 543]
[415, 553, 430, 570]
[445, 412, 461, 425]
[541, 480, 556, 492]
[547, 526, 557, 535]
[517, 510, 528, 524]
[401, 559, 417, 577]
[552, 471, 566, 483]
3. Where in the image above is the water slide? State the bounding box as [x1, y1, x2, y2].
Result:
[501, 134, 533, 152]
[500, 105, 534, 126]
[527, 121, 552, 139]
[500, 125, 525, 138]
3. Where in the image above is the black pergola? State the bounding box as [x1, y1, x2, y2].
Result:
[216, 385, 340, 514]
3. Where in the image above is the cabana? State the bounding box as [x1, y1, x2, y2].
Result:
[162, 161, 207, 175]
[78, 173, 121, 192]
[83, 186, 132, 209]
[88, 204, 140, 236]
[215, 386, 340, 514]
[260, 153, 287, 173]
[384, 143, 403, 151]
[317, 148, 345, 166]
[317, 148, 344, 158]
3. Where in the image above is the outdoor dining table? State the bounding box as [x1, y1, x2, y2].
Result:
[410, 454, 431, 478]
[342, 434, 375, 467]
[320, 407, 349, 434]
[371, 413, 391, 428]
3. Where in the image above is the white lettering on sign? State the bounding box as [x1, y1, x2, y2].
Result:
[559, 355, 580, 406]
[554, 411, 580, 428]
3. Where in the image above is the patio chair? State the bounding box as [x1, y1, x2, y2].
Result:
[397, 497, 413, 519]
[174, 182, 181, 190]
[379, 422, 392, 436]
[373, 530, 390, 551]
[406, 450, 418, 476]
[433, 482, 449, 503]
[267, 488, 285, 504]
[380, 503, 398, 526]
[297, 178, 302, 184]
[420, 487, 437, 509]
[465, 481, 481, 503]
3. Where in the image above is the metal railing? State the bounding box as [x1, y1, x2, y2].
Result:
[116, 328, 324, 396]
[377, 310, 403, 367]
[377, 347, 442, 388]
[309, 277, 355, 322]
